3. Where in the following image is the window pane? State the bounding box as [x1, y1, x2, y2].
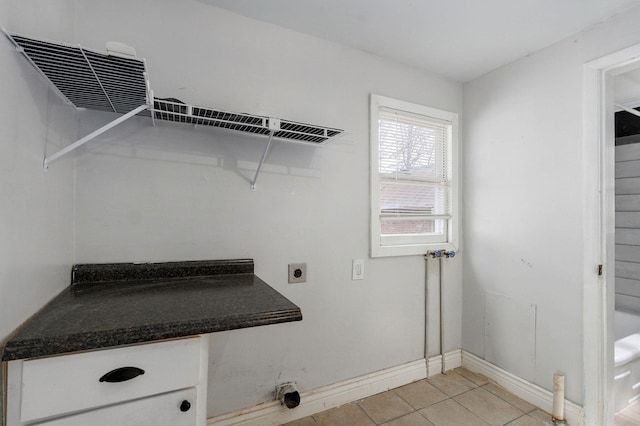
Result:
[379, 182, 449, 216]
[381, 219, 445, 236]
[378, 109, 448, 181]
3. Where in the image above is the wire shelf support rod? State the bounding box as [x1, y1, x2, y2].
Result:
[43, 104, 149, 170]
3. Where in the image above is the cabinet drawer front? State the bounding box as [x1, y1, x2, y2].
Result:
[33, 387, 198, 426]
[21, 338, 201, 423]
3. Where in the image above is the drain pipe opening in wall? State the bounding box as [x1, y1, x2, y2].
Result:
[276, 382, 300, 409]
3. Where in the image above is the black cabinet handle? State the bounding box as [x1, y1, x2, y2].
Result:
[99, 366, 145, 383]
[180, 400, 191, 412]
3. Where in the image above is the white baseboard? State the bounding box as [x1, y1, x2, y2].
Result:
[427, 355, 442, 377]
[207, 359, 427, 426]
[426, 350, 462, 377]
[208, 350, 574, 426]
[444, 349, 462, 371]
[462, 351, 584, 426]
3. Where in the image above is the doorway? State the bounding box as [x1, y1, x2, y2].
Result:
[611, 67, 640, 423]
[583, 44, 640, 426]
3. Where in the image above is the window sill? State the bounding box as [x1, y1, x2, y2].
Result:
[371, 241, 458, 258]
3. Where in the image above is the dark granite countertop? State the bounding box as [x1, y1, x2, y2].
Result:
[1, 259, 302, 361]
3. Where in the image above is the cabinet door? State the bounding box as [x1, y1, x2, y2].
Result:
[34, 387, 197, 426]
[20, 338, 201, 423]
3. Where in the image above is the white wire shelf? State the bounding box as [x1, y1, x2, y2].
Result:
[7, 32, 149, 114]
[152, 98, 342, 144]
[4, 31, 344, 188]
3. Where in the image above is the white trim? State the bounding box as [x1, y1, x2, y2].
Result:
[5, 360, 23, 426]
[462, 351, 584, 426]
[582, 55, 609, 426]
[207, 359, 427, 426]
[426, 350, 462, 377]
[583, 43, 640, 426]
[426, 355, 442, 378]
[197, 335, 210, 426]
[444, 349, 462, 371]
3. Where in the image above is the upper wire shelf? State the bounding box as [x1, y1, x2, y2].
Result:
[4, 31, 344, 187]
[8, 33, 149, 114]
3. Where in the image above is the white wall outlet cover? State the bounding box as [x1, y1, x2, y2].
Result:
[288, 263, 306, 283]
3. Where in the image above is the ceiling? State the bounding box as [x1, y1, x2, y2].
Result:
[616, 68, 640, 107]
[202, 0, 640, 82]
[615, 68, 640, 139]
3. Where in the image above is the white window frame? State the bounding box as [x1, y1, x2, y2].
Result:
[370, 94, 459, 257]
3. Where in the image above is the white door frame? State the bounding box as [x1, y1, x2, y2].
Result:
[583, 44, 640, 426]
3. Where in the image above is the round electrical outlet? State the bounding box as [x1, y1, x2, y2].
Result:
[288, 263, 307, 283]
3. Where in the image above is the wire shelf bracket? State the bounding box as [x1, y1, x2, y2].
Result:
[43, 104, 149, 170]
[250, 117, 281, 190]
[250, 131, 274, 191]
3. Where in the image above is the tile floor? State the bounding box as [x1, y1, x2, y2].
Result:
[283, 368, 556, 426]
[615, 400, 640, 425]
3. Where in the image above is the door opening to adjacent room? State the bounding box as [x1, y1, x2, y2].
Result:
[584, 43, 640, 426]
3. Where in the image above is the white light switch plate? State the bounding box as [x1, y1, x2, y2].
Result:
[352, 259, 364, 280]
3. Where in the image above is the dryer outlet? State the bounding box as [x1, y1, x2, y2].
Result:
[288, 263, 307, 283]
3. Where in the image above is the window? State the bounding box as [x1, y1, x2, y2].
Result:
[370, 94, 459, 257]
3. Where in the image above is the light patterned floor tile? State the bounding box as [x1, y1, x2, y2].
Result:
[419, 399, 490, 426]
[628, 401, 640, 414]
[615, 412, 640, 426]
[482, 383, 536, 413]
[506, 414, 553, 426]
[380, 411, 435, 426]
[427, 371, 477, 397]
[454, 367, 490, 386]
[358, 391, 414, 424]
[616, 402, 640, 426]
[453, 387, 523, 426]
[617, 399, 640, 421]
[281, 416, 318, 426]
[527, 409, 553, 424]
[313, 403, 375, 426]
[394, 380, 449, 410]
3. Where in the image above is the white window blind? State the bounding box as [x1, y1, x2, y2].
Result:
[378, 107, 448, 181]
[370, 95, 458, 257]
[378, 107, 450, 237]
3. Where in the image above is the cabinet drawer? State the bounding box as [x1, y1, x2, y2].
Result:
[33, 387, 198, 426]
[20, 338, 201, 423]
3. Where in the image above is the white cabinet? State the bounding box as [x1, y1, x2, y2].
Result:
[5, 336, 209, 426]
[33, 387, 197, 426]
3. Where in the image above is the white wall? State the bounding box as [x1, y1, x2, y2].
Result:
[70, 0, 463, 417]
[0, 3, 75, 420]
[0, 0, 75, 345]
[12, 0, 640, 418]
[15, 0, 640, 419]
[463, 6, 640, 406]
